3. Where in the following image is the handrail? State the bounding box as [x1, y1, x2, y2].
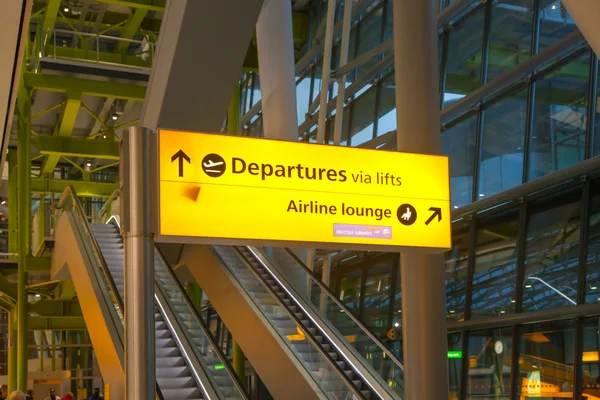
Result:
[57, 186, 124, 314]
[153, 246, 250, 399]
[98, 189, 120, 223]
[276, 247, 405, 372]
[212, 246, 367, 400]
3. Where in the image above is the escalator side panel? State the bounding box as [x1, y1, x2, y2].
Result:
[52, 214, 125, 398]
[179, 244, 326, 400]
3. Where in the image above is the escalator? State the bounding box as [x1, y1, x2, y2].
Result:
[177, 244, 405, 400]
[52, 187, 248, 399]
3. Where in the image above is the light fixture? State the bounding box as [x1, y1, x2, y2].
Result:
[592, 286, 598, 290]
[500, 310, 506, 314]
[0, 197, 5, 205]
[35, 294, 40, 299]
[86, 161, 92, 167]
[102, 135, 107, 139]
[525, 284, 532, 288]
[551, 4, 557, 9]
[449, 310, 455, 314]
[511, 299, 516, 303]
[111, 113, 119, 121]
[453, 206, 458, 209]
[479, 193, 485, 197]
[63, 6, 69, 12]
[394, 322, 400, 327]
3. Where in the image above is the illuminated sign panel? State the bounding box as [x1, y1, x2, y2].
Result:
[157, 130, 451, 252]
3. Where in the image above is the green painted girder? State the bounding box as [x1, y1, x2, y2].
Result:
[33, 135, 119, 160]
[41, 92, 83, 175]
[32, 178, 118, 198]
[24, 73, 146, 101]
[41, 0, 61, 35]
[29, 300, 82, 317]
[29, 316, 86, 330]
[94, 0, 166, 12]
[44, 44, 152, 69]
[117, 8, 149, 52]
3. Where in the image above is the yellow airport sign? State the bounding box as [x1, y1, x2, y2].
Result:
[157, 130, 451, 252]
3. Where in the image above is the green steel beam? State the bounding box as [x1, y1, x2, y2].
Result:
[58, 281, 76, 301]
[8, 150, 17, 258]
[29, 300, 82, 317]
[33, 136, 119, 160]
[44, 45, 152, 69]
[29, 316, 86, 330]
[32, 178, 118, 198]
[24, 73, 146, 101]
[7, 310, 16, 394]
[41, 0, 61, 36]
[41, 92, 83, 175]
[117, 8, 149, 52]
[93, 0, 166, 12]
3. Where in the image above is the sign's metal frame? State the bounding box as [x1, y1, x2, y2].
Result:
[151, 130, 452, 253]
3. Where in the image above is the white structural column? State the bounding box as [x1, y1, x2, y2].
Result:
[256, 0, 298, 141]
[393, 1, 449, 399]
[561, 0, 600, 58]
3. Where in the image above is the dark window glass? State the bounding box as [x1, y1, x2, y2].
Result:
[296, 76, 311, 125]
[441, 114, 477, 208]
[339, 269, 362, 317]
[522, 189, 581, 311]
[487, 0, 535, 82]
[471, 208, 520, 318]
[445, 224, 470, 322]
[355, 4, 383, 81]
[467, 328, 513, 398]
[448, 333, 463, 398]
[585, 180, 600, 303]
[517, 321, 576, 397]
[529, 52, 590, 180]
[582, 318, 600, 395]
[443, 6, 485, 107]
[362, 259, 394, 337]
[478, 88, 528, 197]
[538, 1, 578, 51]
[383, 0, 393, 41]
[376, 73, 396, 136]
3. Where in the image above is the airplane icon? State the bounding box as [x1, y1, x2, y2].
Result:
[203, 159, 224, 173]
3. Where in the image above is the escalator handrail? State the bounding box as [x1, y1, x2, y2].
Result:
[275, 247, 405, 372]
[219, 246, 367, 400]
[57, 186, 125, 313]
[153, 247, 251, 399]
[98, 189, 120, 223]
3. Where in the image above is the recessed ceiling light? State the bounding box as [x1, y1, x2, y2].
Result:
[63, 7, 69, 12]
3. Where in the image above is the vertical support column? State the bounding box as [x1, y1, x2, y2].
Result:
[393, 1, 449, 399]
[227, 86, 247, 383]
[8, 149, 17, 258]
[123, 126, 155, 400]
[256, 0, 299, 141]
[38, 193, 46, 250]
[7, 309, 17, 394]
[17, 92, 31, 392]
[315, 0, 337, 144]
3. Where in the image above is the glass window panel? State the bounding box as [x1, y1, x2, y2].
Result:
[339, 269, 362, 317]
[448, 333, 463, 399]
[376, 73, 395, 135]
[349, 86, 377, 146]
[478, 88, 528, 197]
[471, 209, 520, 318]
[445, 224, 470, 322]
[251, 74, 261, 107]
[538, 1, 578, 51]
[467, 328, 513, 399]
[517, 320, 576, 398]
[582, 318, 600, 395]
[355, 5, 383, 80]
[391, 262, 402, 335]
[443, 6, 485, 107]
[585, 179, 600, 303]
[362, 258, 394, 337]
[487, 0, 535, 82]
[296, 76, 311, 125]
[383, 0, 393, 41]
[522, 189, 581, 311]
[529, 52, 590, 180]
[441, 115, 477, 208]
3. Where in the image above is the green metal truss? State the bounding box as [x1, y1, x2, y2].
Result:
[24, 73, 146, 101]
[32, 178, 119, 198]
[33, 136, 120, 160]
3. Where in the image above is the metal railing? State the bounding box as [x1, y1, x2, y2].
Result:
[43, 28, 155, 70]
